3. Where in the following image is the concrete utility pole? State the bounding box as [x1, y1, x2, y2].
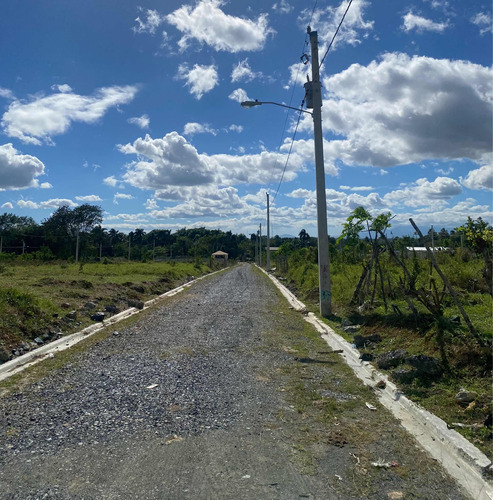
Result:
[259, 223, 262, 268]
[75, 228, 80, 263]
[266, 193, 271, 271]
[307, 27, 331, 317]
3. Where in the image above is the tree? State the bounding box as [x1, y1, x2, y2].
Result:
[42, 204, 103, 260]
[455, 217, 493, 297]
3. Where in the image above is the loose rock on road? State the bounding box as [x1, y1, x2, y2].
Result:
[0, 264, 469, 499]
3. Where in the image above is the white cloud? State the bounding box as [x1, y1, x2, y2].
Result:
[231, 59, 262, 83]
[104, 213, 148, 223]
[2, 85, 138, 145]
[176, 64, 218, 100]
[127, 114, 150, 129]
[384, 177, 462, 208]
[1, 202, 13, 209]
[272, 1, 293, 14]
[310, 53, 492, 169]
[470, 12, 492, 35]
[17, 200, 39, 209]
[461, 164, 493, 191]
[103, 176, 118, 187]
[166, 0, 274, 53]
[402, 12, 448, 33]
[0, 143, 45, 189]
[51, 84, 73, 93]
[40, 199, 77, 209]
[339, 185, 374, 191]
[0, 87, 15, 100]
[117, 132, 305, 195]
[113, 192, 135, 204]
[228, 124, 243, 133]
[40, 182, 53, 189]
[133, 9, 164, 35]
[303, 0, 373, 52]
[149, 186, 261, 220]
[144, 198, 158, 210]
[183, 122, 217, 136]
[75, 195, 102, 202]
[228, 88, 252, 103]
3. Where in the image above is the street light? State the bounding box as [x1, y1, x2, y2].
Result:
[241, 100, 312, 115]
[241, 28, 332, 317]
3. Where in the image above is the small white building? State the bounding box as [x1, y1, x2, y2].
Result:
[211, 250, 228, 264]
[406, 247, 450, 258]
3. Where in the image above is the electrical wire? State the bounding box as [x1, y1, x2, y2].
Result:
[264, 0, 319, 196]
[319, 0, 353, 71]
[273, 99, 305, 201]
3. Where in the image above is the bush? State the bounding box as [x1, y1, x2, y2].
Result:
[35, 246, 56, 261]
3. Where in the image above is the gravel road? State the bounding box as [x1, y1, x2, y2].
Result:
[0, 264, 469, 499]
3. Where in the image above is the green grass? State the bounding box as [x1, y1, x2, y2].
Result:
[274, 253, 493, 458]
[0, 260, 212, 347]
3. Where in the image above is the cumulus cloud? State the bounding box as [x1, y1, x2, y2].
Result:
[51, 84, 73, 93]
[461, 164, 493, 191]
[309, 53, 492, 169]
[103, 176, 119, 187]
[1, 85, 138, 145]
[339, 185, 374, 191]
[117, 132, 305, 195]
[402, 12, 448, 33]
[75, 195, 102, 202]
[40, 182, 53, 189]
[183, 122, 217, 136]
[231, 59, 262, 83]
[0, 143, 45, 189]
[150, 186, 262, 220]
[39, 198, 77, 209]
[166, 0, 274, 53]
[17, 200, 39, 209]
[127, 114, 150, 129]
[470, 12, 492, 35]
[133, 9, 164, 34]
[302, 0, 373, 51]
[272, 1, 293, 14]
[176, 64, 218, 99]
[228, 88, 252, 103]
[228, 124, 243, 133]
[384, 177, 462, 208]
[0, 87, 15, 100]
[19, 198, 77, 209]
[113, 192, 135, 204]
[1, 202, 13, 209]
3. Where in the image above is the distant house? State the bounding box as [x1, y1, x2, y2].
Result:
[406, 247, 450, 258]
[211, 250, 228, 265]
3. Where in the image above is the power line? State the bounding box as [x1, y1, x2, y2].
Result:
[273, 99, 305, 201]
[264, 0, 319, 195]
[319, 0, 353, 71]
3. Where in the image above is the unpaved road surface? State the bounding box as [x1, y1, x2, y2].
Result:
[1, 265, 469, 499]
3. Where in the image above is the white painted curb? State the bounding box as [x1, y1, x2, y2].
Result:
[0, 268, 226, 382]
[263, 268, 493, 500]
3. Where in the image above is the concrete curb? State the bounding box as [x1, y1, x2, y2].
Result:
[0, 268, 227, 382]
[263, 268, 492, 500]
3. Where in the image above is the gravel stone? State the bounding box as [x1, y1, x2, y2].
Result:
[0, 265, 469, 500]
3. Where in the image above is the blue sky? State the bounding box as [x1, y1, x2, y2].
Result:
[0, 0, 491, 237]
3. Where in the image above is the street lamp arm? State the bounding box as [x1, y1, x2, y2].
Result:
[241, 100, 312, 116]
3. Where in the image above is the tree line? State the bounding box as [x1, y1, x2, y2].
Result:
[0, 204, 490, 269]
[0, 205, 252, 262]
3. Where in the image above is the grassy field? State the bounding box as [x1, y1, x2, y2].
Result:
[0, 259, 212, 348]
[275, 252, 493, 458]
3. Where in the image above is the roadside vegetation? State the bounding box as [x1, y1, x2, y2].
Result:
[272, 211, 492, 458]
[0, 204, 491, 456]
